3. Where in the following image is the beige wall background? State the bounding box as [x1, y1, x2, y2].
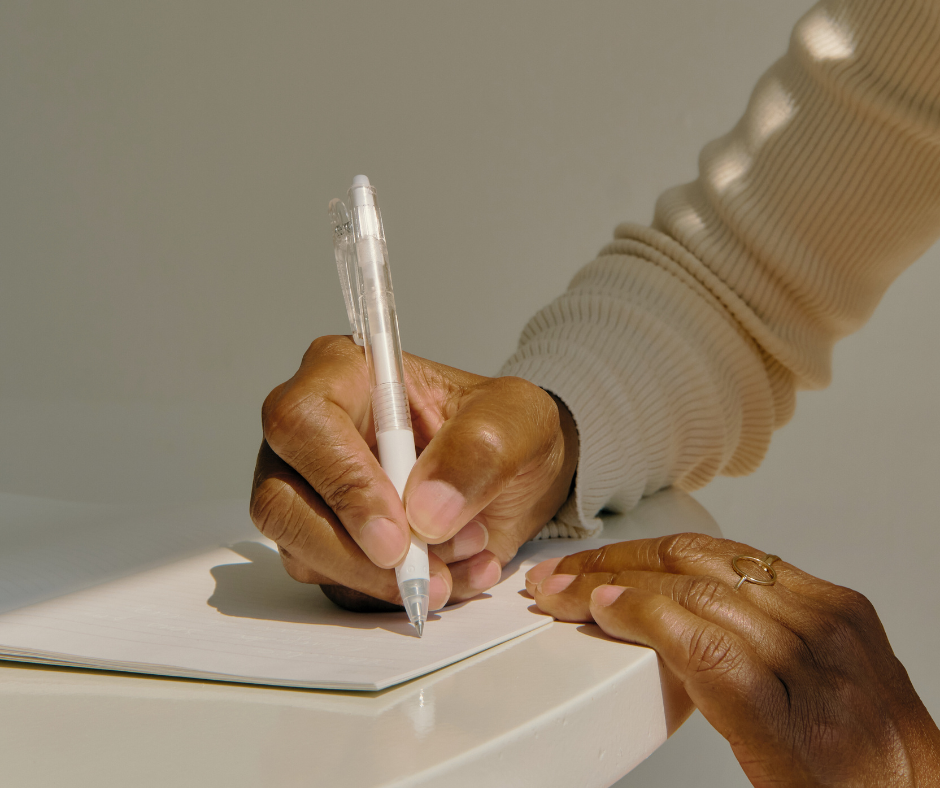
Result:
[2, 2, 937, 785]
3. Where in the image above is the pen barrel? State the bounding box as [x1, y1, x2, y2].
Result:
[349, 182, 413, 438]
[342, 176, 429, 634]
[376, 427, 417, 498]
[372, 381, 413, 435]
[361, 292, 411, 435]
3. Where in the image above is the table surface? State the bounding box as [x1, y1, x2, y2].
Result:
[0, 489, 720, 788]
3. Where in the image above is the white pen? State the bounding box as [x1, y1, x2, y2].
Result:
[329, 175, 430, 637]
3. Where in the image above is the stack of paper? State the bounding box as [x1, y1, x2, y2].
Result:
[0, 495, 609, 690]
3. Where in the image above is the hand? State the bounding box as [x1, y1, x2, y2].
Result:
[525, 534, 940, 787]
[249, 335, 579, 611]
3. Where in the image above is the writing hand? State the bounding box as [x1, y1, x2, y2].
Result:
[526, 534, 940, 787]
[250, 335, 579, 611]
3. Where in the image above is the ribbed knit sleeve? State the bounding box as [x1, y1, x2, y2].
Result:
[501, 0, 940, 539]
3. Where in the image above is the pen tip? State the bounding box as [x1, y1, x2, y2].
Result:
[415, 620, 424, 638]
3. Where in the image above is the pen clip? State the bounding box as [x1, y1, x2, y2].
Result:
[329, 198, 364, 346]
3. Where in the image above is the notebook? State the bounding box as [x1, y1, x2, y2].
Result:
[0, 495, 609, 691]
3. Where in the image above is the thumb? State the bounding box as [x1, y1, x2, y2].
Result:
[402, 377, 563, 555]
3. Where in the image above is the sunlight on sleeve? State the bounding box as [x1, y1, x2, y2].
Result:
[709, 141, 751, 194]
[748, 77, 797, 147]
[673, 204, 706, 235]
[799, 6, 856, 62]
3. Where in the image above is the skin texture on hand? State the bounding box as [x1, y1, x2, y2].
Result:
[526, 534, 940, 788]
[249, 335, 579, 611]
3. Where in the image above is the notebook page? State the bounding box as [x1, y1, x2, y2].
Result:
[0, 537, 618, 691]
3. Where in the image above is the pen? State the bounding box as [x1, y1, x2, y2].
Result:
[329, 175, 430, 637]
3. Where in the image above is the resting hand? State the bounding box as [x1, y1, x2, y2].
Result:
[526, 534, 940, 787]
[250, 335, 578, 611]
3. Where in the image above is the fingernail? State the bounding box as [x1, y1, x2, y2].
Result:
[360, 518, 407, 568]
[408, 480, 467, 540]
[468, 558, 501, 592]
[525, 557, 562, 586]
[429, 573, 450, 611]
[537, 574, 576, 596]
[450, 520, 489, 562]
[592, 585, 626, 607]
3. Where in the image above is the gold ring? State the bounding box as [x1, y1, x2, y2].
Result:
[732, 554, 780, 590]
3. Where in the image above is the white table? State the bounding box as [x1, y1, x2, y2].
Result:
[0, 489, 720, 788]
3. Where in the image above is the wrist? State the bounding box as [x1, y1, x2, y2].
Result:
[545, 390, 580, 518]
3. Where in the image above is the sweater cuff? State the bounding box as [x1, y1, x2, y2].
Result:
[500, 240, 777, 538]
[500, 338, 651, 539]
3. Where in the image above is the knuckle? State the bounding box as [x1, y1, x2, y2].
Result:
[813, 586, 883, 650]
[679, 575, 730, 616]
[315, 458, 373, 516]
[248, 480, 283, 536]
[249, 480, 309, 550]
[686, 625, 743, 678]
[495, 375, 540, 401]
[490, 375, 559, 435]
[262, 388, 321, 452]
[658, 533, 721, 570]
[795, 616, 867, 672]
[304, 333, 348, 361]
[509, 377, 562, 440]
[581, 544, 617, 574]
[831, 586, 877, 620]
[260, 384, 286, 434]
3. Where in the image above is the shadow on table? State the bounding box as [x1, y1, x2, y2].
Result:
[206, 541, 441, 636]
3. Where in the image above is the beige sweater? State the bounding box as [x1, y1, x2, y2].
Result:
[501, 0, 940, 538]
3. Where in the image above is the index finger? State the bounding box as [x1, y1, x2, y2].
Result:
[261, 335, 411, 569]
[553, 534, 743, 578]
[528, 534, 821, 600]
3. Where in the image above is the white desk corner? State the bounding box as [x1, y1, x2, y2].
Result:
[0, 488, 720, 788]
